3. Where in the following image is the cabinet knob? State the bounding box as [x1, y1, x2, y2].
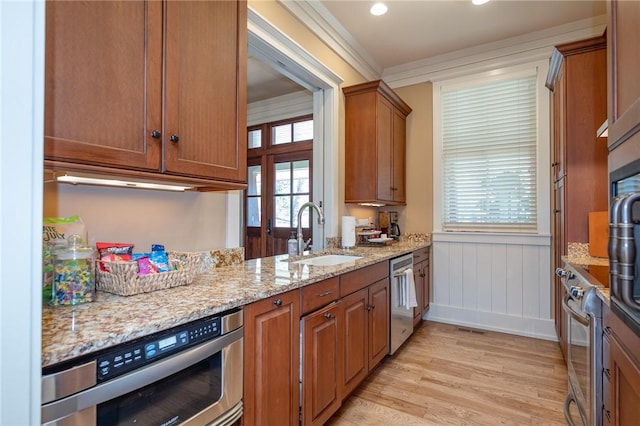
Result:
[554, 209, 561, 213]
[367, 303, 375, 311]
[150, 130, 161, 139]
[170, 134, 180, 143]
[273, 299, 282, 307]
[324, 312, 332, 319]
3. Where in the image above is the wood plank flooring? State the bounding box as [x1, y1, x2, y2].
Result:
[326, 321, 568, 426]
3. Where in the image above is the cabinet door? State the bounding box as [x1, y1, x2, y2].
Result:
[391, 108, 407, 203]
[243, 290, 300, 426]
[340, 288, 368, 398]
[608, 335, 640, 425]
[44, 0, 163, 170]
[421, 258, 430, 315]
[368, 278, 390, 370]
[164, 0, 247, 182]
[607, 0, 640, 148]
[551, 67, 566, 182]
[412, 264, 423, 326]
[376, 95, 394, 202]
[301, 302, 342, 426]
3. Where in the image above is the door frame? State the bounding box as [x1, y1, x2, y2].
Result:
[246, 8, 343, 247]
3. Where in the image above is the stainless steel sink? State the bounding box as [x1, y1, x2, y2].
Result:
[292, 254, 362, 266]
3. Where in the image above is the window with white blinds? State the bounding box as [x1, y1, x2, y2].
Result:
[440, 74, 537, 232]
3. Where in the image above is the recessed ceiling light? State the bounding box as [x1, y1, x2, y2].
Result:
[472, 0, 490, 5]
[370, 2, 388, 16]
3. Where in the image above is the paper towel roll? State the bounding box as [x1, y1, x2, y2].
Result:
[342, 216, 356, 248]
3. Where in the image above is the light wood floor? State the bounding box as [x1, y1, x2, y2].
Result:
[326, 321, 568, 426]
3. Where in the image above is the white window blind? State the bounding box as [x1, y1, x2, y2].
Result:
[441, 74, 537, 232]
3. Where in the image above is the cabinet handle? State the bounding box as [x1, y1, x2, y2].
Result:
[150, 130, 161, 139]
[604, 407, 611, 422]
[273, 299, 282, 307]
[552, 162, 558, 167]
[603, 367, 611, 380]
[390, 187, 398, 191]
[317, 290, 333, 297]
[324, 313, 332, 319]
[366, 303, 375, 311]
[554, 209, 561, 213]
[170, 134, 180, 143]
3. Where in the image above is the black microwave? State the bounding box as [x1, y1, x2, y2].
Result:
[609, 158, 640, 328]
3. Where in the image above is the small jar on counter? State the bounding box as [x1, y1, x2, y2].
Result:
[51, 234, 96, 306]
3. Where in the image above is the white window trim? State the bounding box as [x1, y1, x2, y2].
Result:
[432, 60, 550, 236]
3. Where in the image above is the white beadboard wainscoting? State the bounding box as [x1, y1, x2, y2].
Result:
[426, 232, 555, 341]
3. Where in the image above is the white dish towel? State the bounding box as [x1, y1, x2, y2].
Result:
[403, 268, 418, 309]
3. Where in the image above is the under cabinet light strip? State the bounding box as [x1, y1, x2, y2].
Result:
[55, 174, 193, 192]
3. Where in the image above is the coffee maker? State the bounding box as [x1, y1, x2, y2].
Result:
[379, 211, 401, 239]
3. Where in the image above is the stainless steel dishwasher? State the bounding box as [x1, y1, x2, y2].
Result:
[389, 253, 416, 354]
[41, 308, 243, 426]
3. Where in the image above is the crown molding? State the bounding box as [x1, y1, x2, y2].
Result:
[276, 0, 381, 81]
[383, 15, 607, 88]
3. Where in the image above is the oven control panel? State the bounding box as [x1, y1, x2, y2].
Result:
[96, 315, 222, 382]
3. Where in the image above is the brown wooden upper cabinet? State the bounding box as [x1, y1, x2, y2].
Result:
[44, 0, 247, 189]
[343, 80, 412, 205]
[607, 0, 640, 172]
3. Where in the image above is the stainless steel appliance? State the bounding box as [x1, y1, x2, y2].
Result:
[389, 253, 415, 354]
[379, 211, 401, 239]
[608, 164, 640, 349]
[41, 308, 243, 426]
[610, 162, 640, 310]
[556, 266, 603, 426]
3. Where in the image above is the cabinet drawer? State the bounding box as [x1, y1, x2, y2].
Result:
[300, 277, 339, 316]
[412, 247, 429, 264]
[340, 262, 388, 297]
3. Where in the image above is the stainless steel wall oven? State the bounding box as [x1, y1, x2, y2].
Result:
[41, 308, 243, 426]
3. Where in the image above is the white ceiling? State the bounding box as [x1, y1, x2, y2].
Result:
[247, 0, 607, 103]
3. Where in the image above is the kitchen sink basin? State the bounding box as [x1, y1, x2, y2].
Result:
[292, 254, 363, 266]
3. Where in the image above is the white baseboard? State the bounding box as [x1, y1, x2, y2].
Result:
[424, 304, 558, 342]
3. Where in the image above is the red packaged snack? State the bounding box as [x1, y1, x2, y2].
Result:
[96, 242, 134, 271]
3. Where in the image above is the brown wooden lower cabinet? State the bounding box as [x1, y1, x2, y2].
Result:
[301, 301, 343, 426]
[243, 289, 300, 426]
[412, 248, 430, 326]
[341, 278, 390, 398]
[243, 260, 393, 425]
[603, 305, 640, 425]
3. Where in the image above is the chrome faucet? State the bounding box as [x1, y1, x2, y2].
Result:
[296, 201, 325, 255]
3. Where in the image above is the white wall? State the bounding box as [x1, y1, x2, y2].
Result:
[428, 233, 555, 340]
[44, 184, 230, 252]
[1, 1, 44, 423]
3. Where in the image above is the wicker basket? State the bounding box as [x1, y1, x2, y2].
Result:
[96, 252, 200, 296]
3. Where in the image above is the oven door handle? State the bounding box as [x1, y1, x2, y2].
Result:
[563, 393, 578, 426]
[562, 294, 590, 326]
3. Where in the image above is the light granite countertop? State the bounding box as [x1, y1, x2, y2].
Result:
[42, 239, 430, 368]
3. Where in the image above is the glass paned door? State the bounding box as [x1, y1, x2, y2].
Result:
[245, 115, 313, 260]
